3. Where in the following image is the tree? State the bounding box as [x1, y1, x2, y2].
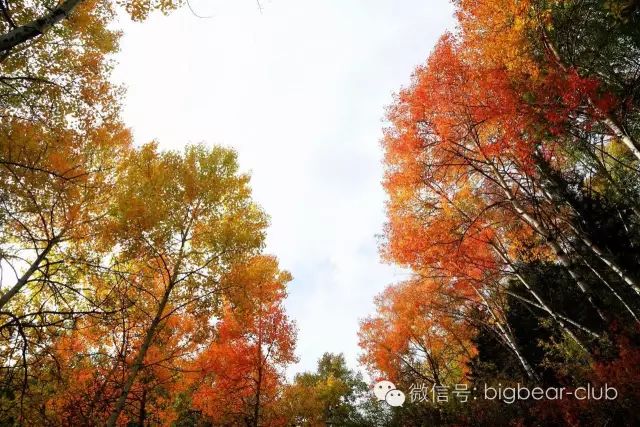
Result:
[0, 117, 131, 422]
[0, 0, 185, 132]
[381, 31, 640, 330]
[359, 278, 478, 387]
[364, 1, 640, 424]
[0, 0, 302, 425]
[189, 256, 297, 427]
[283, 353, 373, 427]
[99, 143, 269, 426]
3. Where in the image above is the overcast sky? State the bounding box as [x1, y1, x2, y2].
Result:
[112, 0, 455, 376]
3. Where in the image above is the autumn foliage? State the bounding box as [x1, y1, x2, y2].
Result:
[0, 2, 300, 426]
[3, 0, 640, 425]
[360, 0, 640, 425]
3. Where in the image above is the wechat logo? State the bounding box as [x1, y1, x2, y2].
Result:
[373, 380, 406, 407]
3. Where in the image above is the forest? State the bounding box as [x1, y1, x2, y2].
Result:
[1, 0, 640, 426]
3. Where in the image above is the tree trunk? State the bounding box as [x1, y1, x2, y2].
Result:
[138, 388, 147, 427]
[472, 285, 538, 381]
[599, 110, 640, 162]
[582, 258, 640, 325]
[252, 322, 263, 427]
[491, 242, 588, 350]
[0, 0, 84, 52]
[105, 283, 174, 427]
[506, 291, 601, 339]
[0, 237, 59, 310]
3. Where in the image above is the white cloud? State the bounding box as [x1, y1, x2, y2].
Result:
[112, 0, 455, 375]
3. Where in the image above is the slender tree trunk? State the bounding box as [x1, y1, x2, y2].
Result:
[493, 315, 537, 380]
[506, 291, 601, 339]
[424, 165, 592, 346]
[138, 388, 147, 427]
[0, 236, 59, 310]
[582, 258, 640, 325]
[252, 321, 263, 427]
[572, 227, 640, 296]
[472, 285, 538, 381]
[491, 242, 588, 350]
[599, 110, 640, 161]
[105, 282, 174, 427]
[252, 360, 262, 427]
[0, 0, 84, 52]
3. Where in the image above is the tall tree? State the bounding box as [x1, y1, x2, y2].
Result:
[190, 256, 297, 427]
[102, 143, 269, 426]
